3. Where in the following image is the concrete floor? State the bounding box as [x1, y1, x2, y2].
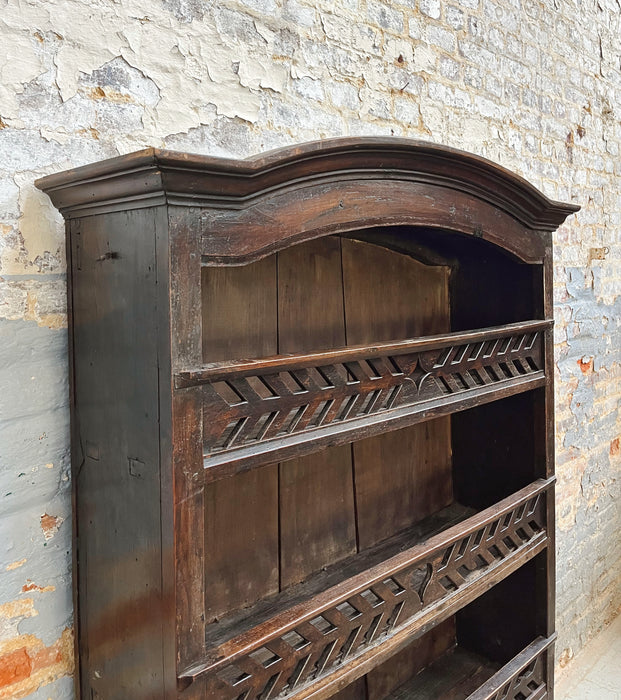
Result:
[556, 614, 621, 699]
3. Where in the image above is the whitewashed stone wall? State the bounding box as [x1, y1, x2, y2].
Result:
[0, 0, 619, 696]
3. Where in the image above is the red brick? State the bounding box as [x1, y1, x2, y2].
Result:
[0, 648, 32, 688]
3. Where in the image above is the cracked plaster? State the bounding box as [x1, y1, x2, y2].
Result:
[0, 0, 290, 135]
[0, 0, 620, 696]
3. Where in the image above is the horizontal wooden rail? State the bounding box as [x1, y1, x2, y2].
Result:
[466, 634, 555, 700]
[176, 320, 552, 387]
[185, 320, 551, 482]
[178, 478, 553, 698]
[200, 374, 546, 482]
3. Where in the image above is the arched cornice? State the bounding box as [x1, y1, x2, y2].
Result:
[36, 137, 579, 264]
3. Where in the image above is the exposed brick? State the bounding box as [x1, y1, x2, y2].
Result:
[367, 1, 404, 32]
[1, 1, 620, 696]
[426, 24, 457, 53]
[292, 76, 325, 101]
[445, 6, 465, 30]
[439, 55, 460, 81]
[327, 81, 360, 111]
[0, 648, 32, 688]
[419, 0, 441, 19]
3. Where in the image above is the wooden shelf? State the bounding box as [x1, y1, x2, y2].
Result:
[385, 647, 498, 700]
[202, 503, 475, 650]
[385, 635, 551, 700]
[178, 479, 552, 697]
[174, 320, 551, 483]
[464, 636, 552, 700]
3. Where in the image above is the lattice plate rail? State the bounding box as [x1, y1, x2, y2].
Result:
[178, 478, 552, 698]
[466, 635, 554, 700]
[175, 320, 551, 481]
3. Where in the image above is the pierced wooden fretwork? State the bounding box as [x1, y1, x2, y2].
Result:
[178, 479, 551, 698]
[466, 635, 552, 700]
[175, 320, 550, 479]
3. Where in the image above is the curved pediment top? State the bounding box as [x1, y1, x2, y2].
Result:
[37, 139, 578, 265]
[36, 137, 578, 230]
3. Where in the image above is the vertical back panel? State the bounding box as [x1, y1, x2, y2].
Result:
[342, 238, 452, 550]
[201, 258, 279, 362]
[365, 618, 456, 700]
[278, 238, 357, 588]
[201, 257, 280, 618]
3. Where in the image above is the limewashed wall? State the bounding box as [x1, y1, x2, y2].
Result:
[0, 0, 619, 696]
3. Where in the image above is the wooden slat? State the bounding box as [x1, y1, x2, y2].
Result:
[366, 618, 456, 700]
[200, 372, 547, 484]
[203, 466, 280, 623]
[278, 237, 348, 354]
[176, 319, 552, 387]
[201, 256, 278, 362]
[330, 676, 368, 700]
[280, 445, 357, 588]
[465, 636, 552, 700]
[288, 539, 548, 700]
[180, 478, 552, 686]
[278, 238, 357, 589]
[354, 422, 453, 550]
[385, 646, 499, 700]
[341, 238, 453, 552]
[203, 502, 472, 648]
[202, 257, 280, 619]
[341, 238, 450, 345]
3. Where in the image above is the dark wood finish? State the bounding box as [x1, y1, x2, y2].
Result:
[278, 238, 356, 588]
[366, 618, 456, 699]
[385, 647, 498, 700]
[353, 424, 453, 550]
[202, 502, 474, 651]
[177, 320, 551, 387]
[195, 320, 550, 481]
[465, 635, 552, 700]
[341, 237, 449, 342]
[36, 138, 577, 700]
[280, 446, 357, 588]
[201, 256, 278, 362]
[342, 238, 452, 550]
[179, 479, 551, 694]
[330, 677, 368, 700]
[204, 467, 280, 622]
[201, 253, 280, 624]
[69, 210, 166, 700]
[36, 138, 578, 264]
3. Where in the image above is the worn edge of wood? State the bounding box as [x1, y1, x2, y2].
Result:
[198, 372, 547, 484]
[178, 477, 553, 684]
[35, 138, 579, 231]
[175, 319, 552, 387]
[272, 535, 549, 700]
[464, 634, 556, 700]
[179, 538, 549, 696]
[200, 503, 474, 649]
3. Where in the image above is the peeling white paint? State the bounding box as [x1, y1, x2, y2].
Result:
[0, 17, 44, 120]
[15, 181, 64, 272]
[0, 0, 620, 697]
[1, 0, 290, 136]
